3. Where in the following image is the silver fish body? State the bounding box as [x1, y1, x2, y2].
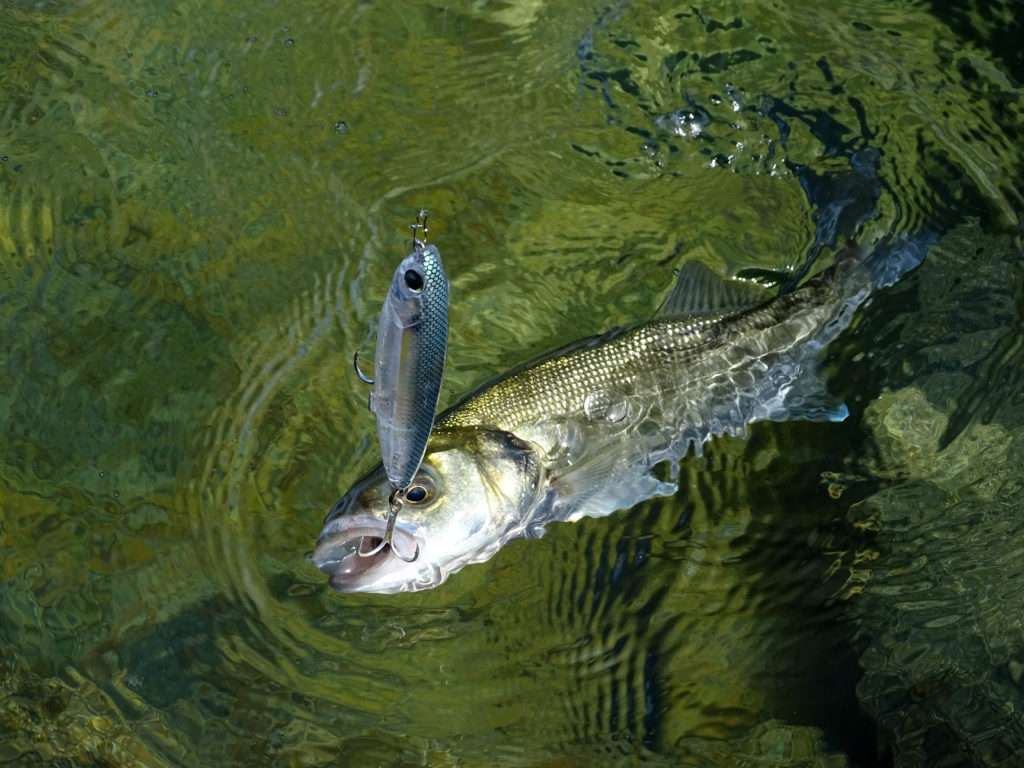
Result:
[370, 243, 449, 490]
[316, 238, 929, 593]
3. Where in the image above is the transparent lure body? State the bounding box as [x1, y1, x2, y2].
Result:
[371, 243, 449, 490]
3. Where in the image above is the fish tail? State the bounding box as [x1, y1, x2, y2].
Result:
[757, 233, 934, 429]
[842, 232, 936, 292]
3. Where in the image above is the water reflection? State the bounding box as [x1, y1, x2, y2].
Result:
[1, 0, 1022, 766]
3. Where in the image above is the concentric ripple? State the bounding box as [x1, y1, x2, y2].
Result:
[2, 0, 1023, 766]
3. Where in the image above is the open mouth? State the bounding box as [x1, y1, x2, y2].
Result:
[312, 515, 419, 590]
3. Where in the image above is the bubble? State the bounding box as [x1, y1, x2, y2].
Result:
[334, 121, 349, 134]
[284, 37, 295, 47]
[145, 88, 157, 97]
[724, 82, 742, 112]
[605, 400, 627, 423]
[584, 391, 627, 423]
[655, 106, 710, 138]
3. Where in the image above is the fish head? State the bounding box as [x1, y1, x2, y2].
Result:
[387, 244, 446, 327]
[313, 427, 545, 593]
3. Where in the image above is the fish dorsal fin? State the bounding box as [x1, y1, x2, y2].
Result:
[656, 261, 773, 319]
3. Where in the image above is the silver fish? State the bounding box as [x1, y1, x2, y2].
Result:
[361, 225, 450, 493]
[317, 237, 929, 593]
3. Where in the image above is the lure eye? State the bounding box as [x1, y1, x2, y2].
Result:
[404, 485, 429, 503]
[404, 269, 424, 292]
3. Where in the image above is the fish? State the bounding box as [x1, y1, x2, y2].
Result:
[360, 216, 450, 494]
[315, 236, 930, 593]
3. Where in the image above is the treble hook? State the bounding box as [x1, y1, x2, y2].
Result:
[409, 209, 430, 250]
[418, 209, 429, 242]
[357, 488, 419, 562]
[353, 351, 374, 385]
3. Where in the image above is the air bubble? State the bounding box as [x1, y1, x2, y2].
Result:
[655, 107, 709, 138]
[584, 391, 627, 423]
[605, 400, 627, 423]
[334, 121, 349, 134]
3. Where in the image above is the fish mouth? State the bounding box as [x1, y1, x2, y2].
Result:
[312, 515, 420, 591]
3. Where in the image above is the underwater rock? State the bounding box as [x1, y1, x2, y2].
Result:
[848, 223, 1024, 767]
[849, 474, 1024, 767]
[0, 659, 167, 767]
[864, 386, 1011, 501]
[670, 720, 850, 767]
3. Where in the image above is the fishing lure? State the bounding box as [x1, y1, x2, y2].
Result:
[354, 211, 449, 561]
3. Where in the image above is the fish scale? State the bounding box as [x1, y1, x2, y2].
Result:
[439, 282, 833, 442]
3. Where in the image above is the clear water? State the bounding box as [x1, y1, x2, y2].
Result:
[1, 1, 1022, 765]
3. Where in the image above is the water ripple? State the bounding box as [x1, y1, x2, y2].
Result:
[2, 0, 1022, 765]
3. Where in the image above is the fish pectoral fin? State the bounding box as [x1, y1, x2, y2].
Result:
[656, 261, 773, 319]
[552, 452, 678, 523]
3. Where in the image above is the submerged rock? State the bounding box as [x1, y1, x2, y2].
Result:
[865, 386, 1011, 500]
[0, 660, 165, 767]
[671, 720, 851, 767]
[847, 223, 1024, 767]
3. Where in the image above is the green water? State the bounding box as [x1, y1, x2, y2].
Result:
[1, 1, 1022, 766]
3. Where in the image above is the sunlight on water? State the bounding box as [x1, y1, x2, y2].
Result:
[1, 1, 1022, 766]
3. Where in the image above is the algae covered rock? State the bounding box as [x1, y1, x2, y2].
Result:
[847, 222, 1024, 767]
[671, 720, 851, 767]
[865, 386, 1012, 500]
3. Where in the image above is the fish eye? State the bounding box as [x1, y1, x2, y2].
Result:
[404, 269, 424, 292]
[405, 484, 429, 503]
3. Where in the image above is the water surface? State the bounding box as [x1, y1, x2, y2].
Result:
[1, 1, 1022, 765]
